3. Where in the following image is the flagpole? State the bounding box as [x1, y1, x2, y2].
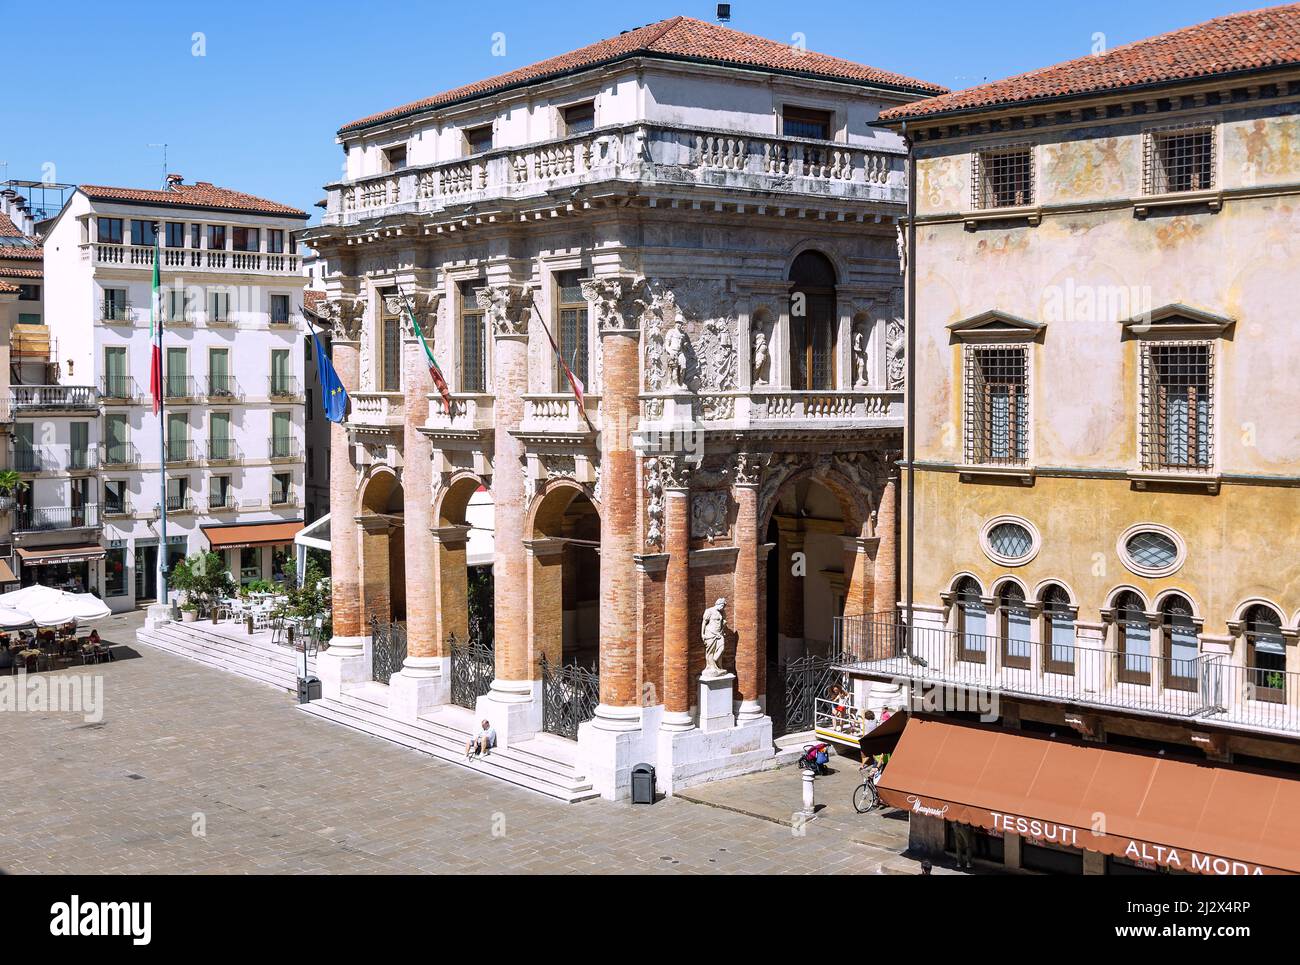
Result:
[153, 224, 169, 606]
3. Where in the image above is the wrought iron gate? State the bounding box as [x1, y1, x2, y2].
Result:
[450, 635, 495, 710]
[540, 655, 599, 741]
[370, 616, 407, 686]
[775, 650, 846, 736]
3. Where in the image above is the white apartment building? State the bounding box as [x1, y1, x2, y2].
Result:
[42, 176, 309, 611]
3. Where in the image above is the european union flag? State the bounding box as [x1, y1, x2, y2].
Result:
[312, 329, 350, 423]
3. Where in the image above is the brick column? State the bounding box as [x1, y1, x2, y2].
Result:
[328, 337, 362, 646]
[776, 519, 805, 659]
[432, 524, 470, 648]
[357, 516, 392, 629]
[872, 473, 898, 619]
[733, 468, 764, 722]
[661, 464, 692, 730]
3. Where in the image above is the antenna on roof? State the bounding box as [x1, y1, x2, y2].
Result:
[716, 3, 731, 23]
[147, 143, 168, 190]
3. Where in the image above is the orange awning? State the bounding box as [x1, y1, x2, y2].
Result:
[0, 558, 15, 583]
[203, 521, 302, 550]
[16, 545, 106, 566]
[877, 717, 1300, 875]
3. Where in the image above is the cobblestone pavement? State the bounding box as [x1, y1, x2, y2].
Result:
[0, 609, 926, 875]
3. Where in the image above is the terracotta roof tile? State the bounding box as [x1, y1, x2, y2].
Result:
[879, 3, 1300, 123]
[304, 290, 325, 312]
[0, 280, 18, 294]
[0, 266, 42, 279]
[0, 212, 22, 236]
[341, 16, 945, 133]
[80, 181, 308, 218]
[0, 243, 41, 259]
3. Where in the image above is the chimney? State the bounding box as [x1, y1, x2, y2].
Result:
[166, 173, 184, 187]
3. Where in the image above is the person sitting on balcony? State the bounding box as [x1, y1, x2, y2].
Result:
[465, 720, 496, 761]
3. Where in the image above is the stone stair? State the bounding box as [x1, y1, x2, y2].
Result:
[299, 687, 599, 803]
[136, 621, 314, 695]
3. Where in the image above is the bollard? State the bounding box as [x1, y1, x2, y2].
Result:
[801, 767, 817, 819]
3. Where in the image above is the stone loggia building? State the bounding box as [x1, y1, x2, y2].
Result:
[304, 17, 940, 798]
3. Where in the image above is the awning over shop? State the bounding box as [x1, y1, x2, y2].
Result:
[0, 558, 16, 583]
[203, 521, 303, 551]
[15, 545, 107, 566]
[877, 717, 1300, 876]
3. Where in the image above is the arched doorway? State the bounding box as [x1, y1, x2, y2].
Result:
[788, 250, 838, 390]
[358, 468, 404, 682]
[435, 474, 495, 708]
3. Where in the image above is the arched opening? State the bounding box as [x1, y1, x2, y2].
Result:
[996, 580, 1030, 670]
[1114, 591, 1150, 685]
[358, 469, 405, 627]
[1159, 593, 1198, 692]
[788, 250, 837, 390]
[953, 576, 987, 663]
[1039, 583, 1075, 674]
[1244, 604, 1287, 703]
[435, 474, 496, 709]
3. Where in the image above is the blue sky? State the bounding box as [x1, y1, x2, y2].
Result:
[5, 0, 1262, 221]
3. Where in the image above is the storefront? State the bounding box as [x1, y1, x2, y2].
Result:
[16, 545, 105, 594]
[202, 521, 302, 586]
[878, 717, 1300, 876]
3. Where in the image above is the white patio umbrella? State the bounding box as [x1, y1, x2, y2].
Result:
[0, 605, 32, 631]
[0, 585, 111, 627]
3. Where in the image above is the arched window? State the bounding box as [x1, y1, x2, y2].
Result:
[998, 582, 1030, 670]
[1245, 604, 1287, 704]
[954, 577, 987, 663]
[1041, 584, 1075, 675]
[1160, 594, 1199, 692]
[788, 251, 837, 391]
[1115, 591, 1151, 685]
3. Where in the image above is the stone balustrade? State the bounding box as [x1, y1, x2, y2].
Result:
[520, 393, 601, 435]
[349, 391, 405, 429]
[87, 243, 301, 275]
[638, 389, 903, 430]
[423, 393, 495, 433]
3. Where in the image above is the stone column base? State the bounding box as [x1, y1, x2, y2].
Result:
[576, 704, 660, 801]
[476, 678, 541, 748]
[655, 713, 774, 797]
[144, 603, 172, 630]
[317, 635, 371, 699]
[388, 656, 451, 722]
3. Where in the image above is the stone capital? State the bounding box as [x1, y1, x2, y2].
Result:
[660, 455, 694, 492]
[356, 512, 398, 534]
[580, 275, 647, 336]
[398, 289, 443, 342]
[321, 296, 365, 342]
[732, 451, 767, 488]
[477, 283, 533, 339]
[429, 523, 471, 548]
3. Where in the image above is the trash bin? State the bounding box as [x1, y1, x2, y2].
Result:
[298, 676, 322, 704]
[631, 763, 656, 804]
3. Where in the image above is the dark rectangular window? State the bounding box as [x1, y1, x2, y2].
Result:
[1142, 342, 1213, 471]
[384, 145, 407, 170]
[459, 280, 487, 393]
[104, 480, 126, 515]
[1148, 128, 1214, 194]
[555, 270, 589, 390]
[563, 101, 595, 135]
[132, 220, 157, 246]
[105, 547, 129, 597]
[270, 294, 290, 324]
[97, 217, 123, 244]
[782, 106, 832, 140]
[965, 345, 1028, 465]
[102, 288, 129, 321]
[208, 224, 226, 250]
[165, 222, 186, 247]
[465, 124, 493, 155]
[190, 223, 202, 249]
[975, 148, 1034, 208]
[232, 226, 259, 252]
[18, 284, 39, 301]
[267, 229, 284, 253]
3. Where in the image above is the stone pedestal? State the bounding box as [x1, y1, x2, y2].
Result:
[577, 703, 659, 801]
[476, 679, 541, 748]
[316, 635, 371, 700]
[388, 655, 450, 722]
[699, 673, 736, 733]
[656, 713, 774, 796]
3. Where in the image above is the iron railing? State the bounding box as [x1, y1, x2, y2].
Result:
[450, 635, 495, 710]
[269, 436, 299, 460]
[206, 376, 243, 401]
[776, 648, 847, 736]
[165, 438, 198, 462]
[268, 376, 300, 397]
[13, 503, 100, 532]
[164, 375, 198, 399]
[540, 654, 599, 740]
[100, 375, 140, 400]
[99, 442, 140, 467]
[205, 438, 240, 462]
[370, 616, 407, 686]
[1201, 658, 1300, 734]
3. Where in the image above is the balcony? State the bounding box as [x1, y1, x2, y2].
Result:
[637, 389, 903, 432]
[268, 436, 300, 461]
[206, 376, 244, 403]
[270, 488, 295, 507]
[422, 393, 494, 436]
[161, 494, 195, 515]
[13, 503, 101, 534]
[164, 376, 199, 402]
[349, 391, 404, 430]
[10, 384, 98, 412]
[206, 492, 237, 513]
[88, 243, 301, 276]
[520, 393, 600, 438]
[102, 498, 132, 519]
[321, 122, 904, 228]
[100, 375, 141, 402]
[204, 438, 242, 465]
[99, 302, 134, 326]
[10, 447, 96, 474]
[99, 442, 141, 468]
[836, 617, 1300, 738]
[268, 376, 302, 401]
[165, 438, 199, 464]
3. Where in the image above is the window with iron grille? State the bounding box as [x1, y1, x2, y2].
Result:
[973, 147, 1033, 208]
[554, 269, 589, 391]
[1144, 127, 1214, 194]
[1140, 342, 1213, 471]
[963, 345, 1028, 465]
[459, 280, 487, 393]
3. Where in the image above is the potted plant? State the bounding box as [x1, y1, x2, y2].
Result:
[169, 551, 235, 622]
[180, 601, 199, 623]
[0, 470, 27, 514]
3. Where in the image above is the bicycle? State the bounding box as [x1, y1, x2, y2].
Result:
[853, 762, 881, 813]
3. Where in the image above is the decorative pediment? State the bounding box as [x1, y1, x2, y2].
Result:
[1118, 303, 1234, 338]
[947, 310, 1045, 343]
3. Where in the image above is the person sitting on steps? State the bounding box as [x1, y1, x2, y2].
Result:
[465, 720, 497, 761]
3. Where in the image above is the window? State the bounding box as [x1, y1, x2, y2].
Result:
[207, 224, 227, 250]
[555, 270, 589, 390]
[104, 346, 128, 397]
[97, 217, 123, 244]
[166, 412, 189, 462]
[232, 226, 259, 252]
[459, 280, 487, 392]
[383, 145, 407, 170]
[271, 349, 292, 394]
[165, 475, 189, 512]
[190, 223, 202, 249]
[964, 346, 1028, 465]
[998, 583, 1031, 670]
[105, 480, 126, 515]
[1160, 594, 1199, 692]
[132, 220, 157, 247]
[166, 347, 189, 397]
[1141, 342, 1212, 471]
[209, 411, 233, 459]
[210, 289, 231, 323]
[102, 287, 129, 321]
[1146, 127, 1214, 194]
[465, 124, 493, 155]
[240, 547, 261, 585]
[562, 101, 595, 135]
[1121, 528, 1182, 577]
[17, 313, 39, 325]
[1042, 585, 1075, 675]
[1245, 605, 1287, 705]
[974, 147, 1033, 208]
[788, 250, 837, 390]
[954, 577, 988, 663]
[12, 423, 34, 472]
[379, 291, 401, 392]
[1115, 592, 1151, 685]
[165, 222, 186, 248]
[209, 348, 231, 396]
[17, 284, 39, 301]
[981, 517, 1037, 566]
[272, 411, 292, 457]
[782, 106, 832, 140]
[267, 229, 284, 254]
[70, 422, 90, 470]
[104, 414, 129, 463]
[211, 475, 232, 510]
[166, 288, 188, 323]
[105, 547, 129, 597]
[270, 294, 290, 324]
[272, 472, 292, 505]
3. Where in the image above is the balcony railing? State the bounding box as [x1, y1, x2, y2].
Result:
[836, 617, 1300, 736]
[162, 494, 195, 514]
[270, 488, 294, 506]
[269, 436, 299, 460]
[100, 375, 140, 401]
[165, 439, 198, 463]
[13, 504, 101, 533]
[204, 438, 241, 463]
[103, 498, 131, 518]
[11, 447, 45, 473]
[521, 394, 600, 434]
[99, 442, 140, 467]
[207, 492, 236, 512]
[206, 376, 244, 402]
[99, 302, 134, 324]
[324, 122, 904, 227]
[423, 393, 494, 434]
[10, 385, 98, 410]
[164, 375, 199, 400]
[89, 243, 301, 275]
[350, 391, 404, 428]
[268, 376, 301, 399]
[636, 389, 903, 430]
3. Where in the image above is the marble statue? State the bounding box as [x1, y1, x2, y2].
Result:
[752, 331, 769, 385]
[701, 598, 728, 678]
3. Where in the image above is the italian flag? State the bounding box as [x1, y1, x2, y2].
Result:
[400, 288, 453, 413]
[149, 235, 163, 414]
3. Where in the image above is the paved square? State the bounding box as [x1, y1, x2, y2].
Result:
[0, 609, 924, 874]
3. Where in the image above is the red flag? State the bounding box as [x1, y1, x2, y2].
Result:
[399, 288, 452, 413]
[532, 303, 590, 429]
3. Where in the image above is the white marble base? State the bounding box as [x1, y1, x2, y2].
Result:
[144, 603, 172, 631]
[317, 635, 371, 699]
[476, 678, 542, 748]
[699, 673, 736, 733]
[656, 714, 775, 796]
[576, 704, 660, 801]
[388, 656, 451, 722]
